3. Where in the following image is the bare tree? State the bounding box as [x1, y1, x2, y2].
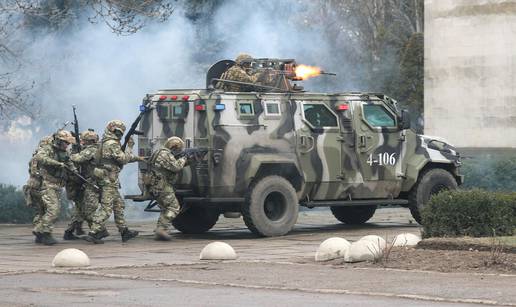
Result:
[0, 0, 175, 119]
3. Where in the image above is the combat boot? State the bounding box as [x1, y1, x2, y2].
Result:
[154, 229, 171, 241]
[41, 233, 57, 246]
[63, 229, 79, 240]
[83, 231, 105, 244]
[97, 228, 110, 239]
[32, 231, 42, 244]
[121, 228, 139, 242]
[74, 221, 85, 236]
[63, 224, 79, 240]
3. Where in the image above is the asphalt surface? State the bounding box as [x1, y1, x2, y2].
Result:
[0, 208, 514, 307]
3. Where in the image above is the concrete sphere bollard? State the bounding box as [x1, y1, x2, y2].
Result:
[359, 235, 387, 250]
[344, 240, 383, 263]
[52, 248, 90, 267]
[315, 237, 351, 262]
[200, 242, 237, 260]
[392, 233, 421, 247]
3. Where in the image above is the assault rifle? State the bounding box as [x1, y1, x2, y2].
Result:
[72, 105, 81, 153]
[64, 165, 100, 191]
[122, 97, 152, 151]
[173, 148, 210, 162]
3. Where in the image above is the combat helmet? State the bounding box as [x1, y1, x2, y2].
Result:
[54, 130, 76, 144]
[235, 53, 252, 65]
[106, 120, 126, 134]
[80, 130, 99, 143]
[164, 136, 185, 151]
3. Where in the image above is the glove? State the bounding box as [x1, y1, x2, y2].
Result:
[57, 162, 66, 169]
[127, 136, 135, 149]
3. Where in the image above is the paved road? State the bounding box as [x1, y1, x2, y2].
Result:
[0, 208, 514, 306]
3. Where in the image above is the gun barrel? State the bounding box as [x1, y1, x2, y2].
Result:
[65, 166, 100, 191]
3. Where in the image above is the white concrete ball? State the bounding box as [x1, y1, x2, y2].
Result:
[359, 235, 387, 250]
[392, 233, 421, 247]
[52, 248, 90, 267]
[200, 241, 237, 260]
[315, 237, 351, 262]
[344, 240, 383, 263]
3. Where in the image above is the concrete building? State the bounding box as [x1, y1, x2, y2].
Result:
[425, 0, 516, 148]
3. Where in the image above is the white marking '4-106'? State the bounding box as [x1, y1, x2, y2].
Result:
[367, 153, 396, 166]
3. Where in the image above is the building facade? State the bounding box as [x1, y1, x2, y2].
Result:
[425, 0, 516, 148]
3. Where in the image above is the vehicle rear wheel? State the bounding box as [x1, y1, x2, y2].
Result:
[242, 176, 298, 237]
[172, 206, 220, 234]
[409, 168, 458, 224]
[330, 206, 376, 224]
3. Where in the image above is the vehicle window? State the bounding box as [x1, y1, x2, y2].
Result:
[363, 104, 395, 127]
[238, 102, 254, 116]
[265, 102, 281, 116]
[303, 104, 338, 127]
[157, 103, 171, 121]
[172, 105, 183, 117]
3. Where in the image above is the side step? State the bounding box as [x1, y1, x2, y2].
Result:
[125, 189, 194, 202]
[301, 199, 409, 208]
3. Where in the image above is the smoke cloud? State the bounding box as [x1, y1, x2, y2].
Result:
[0, 0, 359, 191]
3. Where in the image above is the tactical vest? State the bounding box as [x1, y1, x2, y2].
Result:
[148, 148, 178, 189]
[39, 146, 69, 186]
[79, 145, 98, 179]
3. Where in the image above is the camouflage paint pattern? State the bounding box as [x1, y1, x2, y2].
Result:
[136, 90, 461, 203]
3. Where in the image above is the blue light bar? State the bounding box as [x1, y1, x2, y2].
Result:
[139, 105, 147, 112]
[214, 104, 226, 111]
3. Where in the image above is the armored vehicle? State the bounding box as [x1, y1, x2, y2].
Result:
[127, 59, 462, 237]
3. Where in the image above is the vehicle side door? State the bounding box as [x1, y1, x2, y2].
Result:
[353, 101, 404, 198]
[294, 100, 342, 200]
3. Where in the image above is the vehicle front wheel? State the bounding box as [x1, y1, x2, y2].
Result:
[330, 206, 376, 225]
[242, 176, 298, 237]
[409, 168, 458, 224]
[172, 206, 220, 234]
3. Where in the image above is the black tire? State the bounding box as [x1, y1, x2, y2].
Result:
[330, 206, 377, 224]
[409, 168, 458, 224]
[172, 206, 220, 234]
[242, 176, 298, 237]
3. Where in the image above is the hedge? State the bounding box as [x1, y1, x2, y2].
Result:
[0, 184, 70, 224]
[421, 189, 516, 238]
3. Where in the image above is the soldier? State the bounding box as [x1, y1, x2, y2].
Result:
[63, 130, 100, 240]
[147, 136, 188, 241]
[85, 120, 142, 244]
[32, 130, 76, 245]
[23, 135, 53, 243]
[216, 53, 263, 92]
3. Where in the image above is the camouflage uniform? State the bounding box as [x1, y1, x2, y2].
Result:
[32, 131, 76, 245]
[87, 120, 141, 243]
[148, 137, 187, 240]
[216, 53, 261, 92]
[23, 135, 53, 233]
[63, 130, 100, 239]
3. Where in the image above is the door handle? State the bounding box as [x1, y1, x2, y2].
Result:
[306, 136, 315, 152]
[359, 135, 367, 147]
[300, 135, 315, 153]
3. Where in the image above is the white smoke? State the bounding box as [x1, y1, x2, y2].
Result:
[0, 0, 358, 188]
[0, 115, 34, 143]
